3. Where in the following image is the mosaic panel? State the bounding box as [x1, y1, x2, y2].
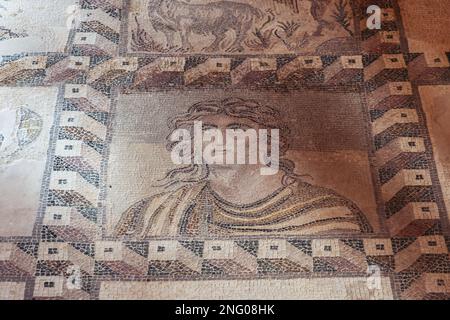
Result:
[126, 0, 357, 55]
[0, 0, 450, 300]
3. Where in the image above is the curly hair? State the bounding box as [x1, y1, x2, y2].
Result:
[157, 97, 307, 189]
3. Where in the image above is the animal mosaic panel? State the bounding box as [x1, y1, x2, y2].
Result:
[0, 0, 450, 300]
[128, 0, 357, 54]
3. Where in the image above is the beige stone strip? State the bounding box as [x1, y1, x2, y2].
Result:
[99, 277, 394, 300]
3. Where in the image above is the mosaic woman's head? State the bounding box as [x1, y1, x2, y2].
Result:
[158, 97, 305, 188]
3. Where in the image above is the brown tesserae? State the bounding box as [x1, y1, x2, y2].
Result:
[0, 0, 450, 300]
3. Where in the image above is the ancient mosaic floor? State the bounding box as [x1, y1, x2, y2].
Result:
[0, 0, 450, 300]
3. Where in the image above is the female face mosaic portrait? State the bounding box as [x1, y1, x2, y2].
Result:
[1, 0, 450, 301]
[108, 90, 378, 239]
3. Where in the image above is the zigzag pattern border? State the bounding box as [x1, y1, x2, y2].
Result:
[0, 0, 449, 300]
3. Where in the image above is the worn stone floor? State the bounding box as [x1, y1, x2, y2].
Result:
[0, 0, 450, 300]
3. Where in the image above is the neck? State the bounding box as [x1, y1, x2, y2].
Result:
[208, 165, 285, 205]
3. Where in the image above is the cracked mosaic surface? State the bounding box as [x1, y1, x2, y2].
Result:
[0, 0, 450, 300]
